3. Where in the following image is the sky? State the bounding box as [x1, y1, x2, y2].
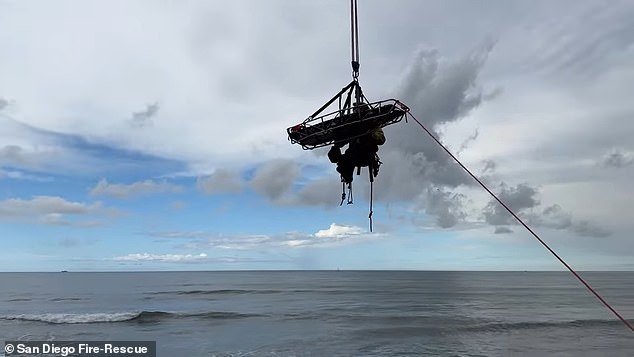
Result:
[1, 0, 633, 271]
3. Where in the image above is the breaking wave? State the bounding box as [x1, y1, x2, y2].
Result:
[1, 310, 263, 324]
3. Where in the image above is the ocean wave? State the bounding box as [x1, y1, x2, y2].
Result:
[351, 318, 624, 338]
[466, 319, 625, 332]
[147, 289, 281, 296]
[5, 297, 85, 303]
[0, 310, 263, 324]
[49, 297, 84, 302]
[1, 312, 143, 324]
[147, 288, 358, 296]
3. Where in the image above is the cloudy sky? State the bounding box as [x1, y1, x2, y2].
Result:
[1, 0, 633, 271]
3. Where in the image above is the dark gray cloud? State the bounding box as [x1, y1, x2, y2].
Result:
[494, 226, 513, 234]
[0, 97, 7, 111]
[484, 183, 540, 226]
[571, 220, 611, 238]
[0, 145, 28, 165]
[90, 178, 183, 198]
[538, 204, 573, 230]
[418, 188, 467, 229]
[371, 151, 435, 202]
[293, 177, 343, 207]
[0, 196, 113, 226]
[197, 169, 245, 195]
[398, 43, 493, 127]
[483, 87, 504, 101]
[600, 148, 633, 168]
[129, 102, 159, 128]
[250, 159, 299, 201]
[484, 185, 611, 238]
[374, 41, 496, 199]
[0, 196, 99, 216]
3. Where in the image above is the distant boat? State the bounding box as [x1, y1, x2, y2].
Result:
[60, 270, 68, 273]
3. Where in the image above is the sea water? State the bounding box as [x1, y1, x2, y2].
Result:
[1, 271, 632, 356]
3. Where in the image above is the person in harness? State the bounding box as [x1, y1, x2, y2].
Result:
[327, 126, 385, 185]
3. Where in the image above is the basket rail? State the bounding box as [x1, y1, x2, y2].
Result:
[287, 99, 409, 150]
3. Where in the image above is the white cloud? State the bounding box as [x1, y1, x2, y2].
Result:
[0, 1, 320, 167]
[314, 223, 363, 239]
[149, 223, 372, 250]
[180, 234, 272, 250]
[112, 253, 208, 263]
[90, 178, 183, 198]
[0, 169, 53, 182]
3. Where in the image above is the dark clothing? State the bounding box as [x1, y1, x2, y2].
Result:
[328, 128, 385, 184]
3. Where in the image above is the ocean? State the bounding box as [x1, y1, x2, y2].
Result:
[1, 271, 632, 356]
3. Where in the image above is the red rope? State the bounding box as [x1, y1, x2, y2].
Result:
[407, 112, 634, 333]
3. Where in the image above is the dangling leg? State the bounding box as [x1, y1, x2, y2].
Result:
[336, 151, 355, 185]
[328, 145, 343, 164]
[339, 182, 346, 206]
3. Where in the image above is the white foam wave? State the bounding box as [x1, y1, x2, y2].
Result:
[2, 312, 141, 324]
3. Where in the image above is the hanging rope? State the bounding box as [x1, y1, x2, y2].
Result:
[369, 178, 374, 232]
[406, 112, 634, 333]
[350, 0, 360, 79]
